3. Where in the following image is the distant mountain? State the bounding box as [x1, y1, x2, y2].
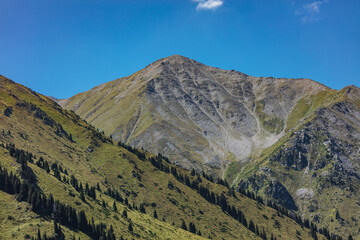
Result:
[59, 55, 360, 238]
[0, 75, 329, 239]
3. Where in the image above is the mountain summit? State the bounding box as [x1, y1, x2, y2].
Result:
[60, 55, 328, 174]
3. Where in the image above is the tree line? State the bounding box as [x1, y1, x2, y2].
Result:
[145, 152, 347, 240]
[0, 143, 117, 240]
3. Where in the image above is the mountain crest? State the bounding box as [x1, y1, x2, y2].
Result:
[59, 56, 331, 174]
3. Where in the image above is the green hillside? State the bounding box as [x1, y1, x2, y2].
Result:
[0, 76, 334, 239]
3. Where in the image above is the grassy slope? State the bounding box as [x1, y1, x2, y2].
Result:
[0, 76, 323, 240]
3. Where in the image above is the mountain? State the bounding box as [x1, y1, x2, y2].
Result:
[59, 55, 360, 238]
[59, 55, 328, 174]
[0, 75, 331, 239]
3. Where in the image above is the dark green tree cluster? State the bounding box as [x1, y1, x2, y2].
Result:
[36, 156, 50, 173]
[146, 153, 269, 238]
[180, 220, 201, 236]
[30, 222, 64, 240]
[3, 143, 37, 185]
[0, 163, 117, 240]
[4, 106, 13, 117]
[118, 141, 146, 161]
[91, 129, 113, 144]
[105, 187, 123, 202]
[143, 151, 348, 240]
[70, 175, 96, 200]
[15, 101, 73, 142]
[4, 143, 34, 164]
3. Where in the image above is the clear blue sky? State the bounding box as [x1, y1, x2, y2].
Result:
[0, 0, 359, 98]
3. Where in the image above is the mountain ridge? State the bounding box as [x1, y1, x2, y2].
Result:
[0, 75, 330, 239]
[57, 56, 360, 238]
[59, 55, 331, 173]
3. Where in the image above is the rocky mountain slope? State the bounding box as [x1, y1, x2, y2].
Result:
[230, 85, 360, 238]
[0, 76, 332, 239]
[60, 55, 329, 175]
[59, 55, 360, 238]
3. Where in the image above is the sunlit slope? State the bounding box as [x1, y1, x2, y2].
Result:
[0, 76, 328, 239]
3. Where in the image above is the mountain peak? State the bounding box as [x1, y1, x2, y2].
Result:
[163, 54, 191, 61]
[149, 55, 199, 68]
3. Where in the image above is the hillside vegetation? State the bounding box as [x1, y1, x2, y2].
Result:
[58, 55, 359, 239]
[0, 76, 339, 239]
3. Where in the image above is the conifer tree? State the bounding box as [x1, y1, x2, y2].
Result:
[189, 222, 196, 233]
[128, 222, 133, 232]
[37, 229, 41, 240]
[181, 220, 187, 231]
[262, 227, 267, 240]
[248, 220, 255, 233]
[80, 190, 86, 202]
[113, 201, 117, 212]
[122, 209, 127, 218]
[153, 209, 158, 219]
[139, 203, 146, 213]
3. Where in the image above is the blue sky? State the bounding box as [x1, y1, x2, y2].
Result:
[0, 0, 359, 98]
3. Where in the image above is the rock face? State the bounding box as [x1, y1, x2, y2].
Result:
[59, 55, 360, 238]
[59, 55, 328, 174]
[231, 86, 360, 238]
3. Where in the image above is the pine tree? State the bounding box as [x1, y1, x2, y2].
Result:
[153, 209, 158, 219]
[80, 190, 86, 202]
[128, 222, 133, 232]
[37, 229, 41, 240]
[122, 209, 127, 218]
[262, 227, 267, 240]
[248, 220, 255, 233]
[189, 222, 196, 233]
[54, 221, 59, 237]
[181, 220, 187, 231]
[348, 235, 354, 240]
[139, 203, 146, 213]
[113, 201, 117, 212]
[311, 226, 318, 240]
